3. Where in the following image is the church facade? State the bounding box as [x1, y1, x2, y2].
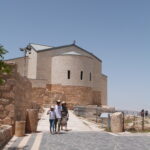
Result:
[6, 43, 107, 107]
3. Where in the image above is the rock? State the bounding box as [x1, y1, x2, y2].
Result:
[26, 109, 38, 133]
[134, 123, 142, 131]
[0, 111, 8, 119]
[3, 116, 12, 125]
[125, 115, 135, 120]
[111, 112, 123, 133]
[125, 122, 134, 131]
[0, 98, 9, 105]
[7, 79, 16, 87]
[0, 84, 13, 92]
[8, 110, 15, 118]
[0, 119, 3, 124]
[5, 104, 14, 112]
[144, 123, 150, 130]
[0, 125, 12, 148]
[0, 105, 4, 111]
[2, 91, 15, 99]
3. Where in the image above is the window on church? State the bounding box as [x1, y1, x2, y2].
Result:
[90, 72, 92, 81]
[80, 71, 83, 80]
[67, 70, 70, 79]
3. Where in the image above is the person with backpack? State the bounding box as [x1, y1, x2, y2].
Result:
[61, 101, 69, 131]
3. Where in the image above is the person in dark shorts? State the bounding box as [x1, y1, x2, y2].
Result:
[61, 101, 69, 131]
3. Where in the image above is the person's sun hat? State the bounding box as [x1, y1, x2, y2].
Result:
[62, 101, 66, 104]
[56, 100, 61, 103]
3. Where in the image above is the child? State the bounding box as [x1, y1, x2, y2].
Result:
[47, 106, 56, 134]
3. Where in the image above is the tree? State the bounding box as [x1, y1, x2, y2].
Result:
[0, 45, 11, 84]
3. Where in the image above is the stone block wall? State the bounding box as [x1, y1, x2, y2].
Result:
[92, 91, 101, 105]
[48, 84, 101, 107]
[0, 65, 32, 129]
[32, 84, 101, 109]
[32, 88, 66, 106]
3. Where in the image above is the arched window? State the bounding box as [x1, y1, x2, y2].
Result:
[90, 72, 92, 81]
[80, 71, 83, 80]
[67, 70, 70, 79]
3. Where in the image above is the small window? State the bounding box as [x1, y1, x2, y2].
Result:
[80, 71, 83, 80]
[90, 72, 92, 81]
[67, 70, 70, 79]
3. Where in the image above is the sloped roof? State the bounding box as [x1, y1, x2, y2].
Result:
[62, 51, 82, 55]
[5, 56, 27, 61]
[30, 43, 53, 51]
[30, 43, 102, 62]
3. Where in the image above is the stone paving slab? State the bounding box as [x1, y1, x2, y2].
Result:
[4, 131, 150, 150]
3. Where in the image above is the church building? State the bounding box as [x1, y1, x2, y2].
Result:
[6, 43, 107, 107]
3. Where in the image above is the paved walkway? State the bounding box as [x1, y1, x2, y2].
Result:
[37, 108, 102, 132]
[3, 108, 150, 150]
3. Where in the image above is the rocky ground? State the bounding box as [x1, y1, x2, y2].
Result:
[124, 115, 150, 132]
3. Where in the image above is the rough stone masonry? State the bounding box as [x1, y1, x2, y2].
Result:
[0, 65, 32, 131]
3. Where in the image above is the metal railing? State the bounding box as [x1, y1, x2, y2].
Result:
[74, 106, 150, 132]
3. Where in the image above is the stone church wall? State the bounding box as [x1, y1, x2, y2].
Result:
[0, 65, 32, 130]
[29, 79, 47, 88]
[36, 45, 102, 84]
[100, 74, 107, 105]
[32, 84, 101, 109]
[5, 57, 28, 77]
[51, 55, 93, 87]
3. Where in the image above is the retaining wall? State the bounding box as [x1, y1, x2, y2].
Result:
[0, 65, 32, 130]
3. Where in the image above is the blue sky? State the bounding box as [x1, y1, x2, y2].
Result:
[0, 0, 150, 111]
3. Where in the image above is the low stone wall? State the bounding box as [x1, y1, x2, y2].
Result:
[0, 125, 12, 149]
[0, 65, 32, 131]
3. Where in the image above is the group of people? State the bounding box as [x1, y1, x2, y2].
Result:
[47, 100, 69, 134]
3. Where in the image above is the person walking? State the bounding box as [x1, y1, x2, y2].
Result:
[61, 101, 69, 131]
[54, 100, 62, 133]
[47, 106, 56, 134]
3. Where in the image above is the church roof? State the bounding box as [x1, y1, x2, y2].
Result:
[29, 43, 102, 62]
[30, 43, 53, 51]
[62, 51, 82, 55]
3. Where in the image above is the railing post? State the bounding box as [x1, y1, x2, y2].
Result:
[96, 106, 98, 123]
[122, 111, 125, 132]
[141, 109, 145, 131]
[142, 115, 144, 131]
[107, 114, 111, 131]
